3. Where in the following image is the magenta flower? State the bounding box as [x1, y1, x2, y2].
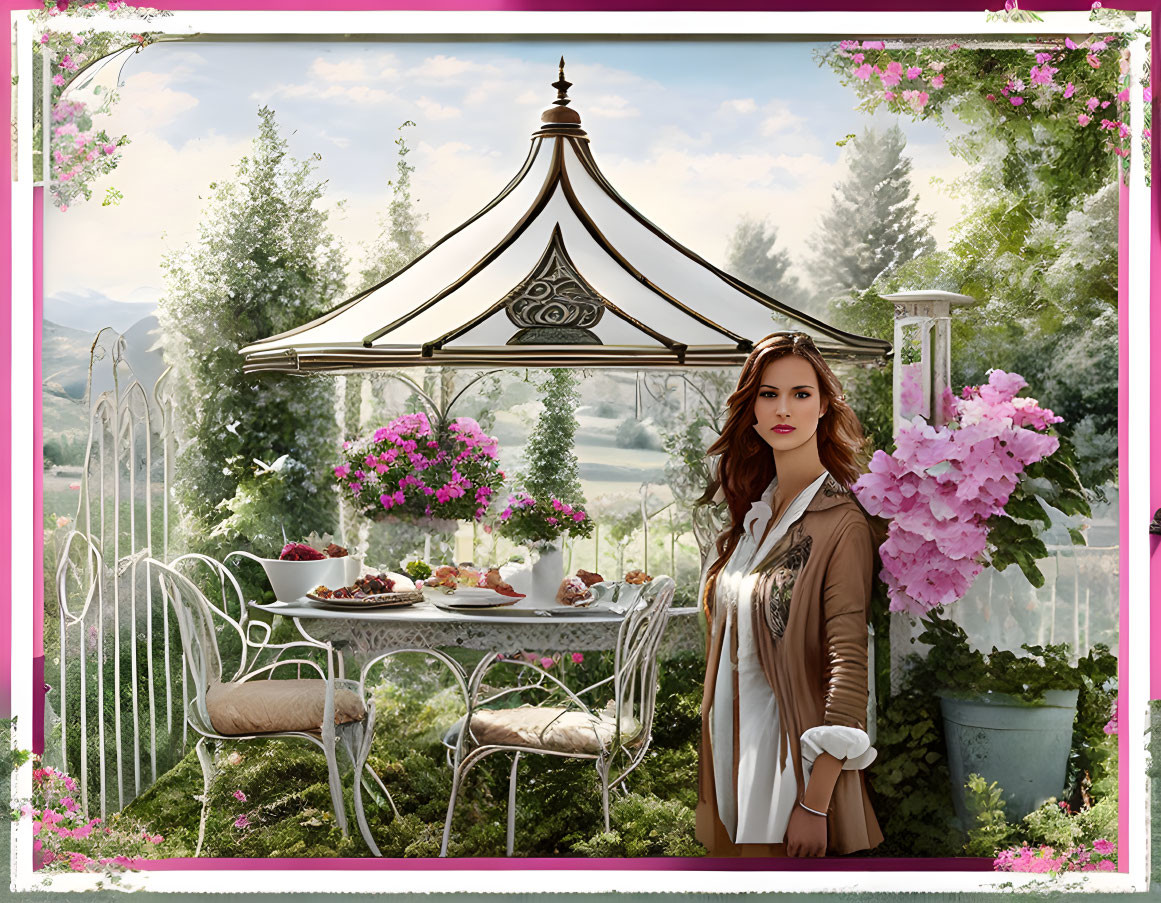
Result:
[52, 74, 65, 86]
[1078, 113, 1091, 126]
[234, 815, 250, 829]
[233, 790, 247, 802]
[1065, 37, 1078, 49]
[571, 652, 584, 664]
[1010, 96, 1025, 106]
[905, 65, 922, 80]
[930, 74, 944, 89]
[880, 60, 904, 87]
[1029, 64, 1057, 86]
[1063, 82, 1076, 99]
[853, 63, 872, 81]
[1093, 838, 1115, 855]
[539, 657, 555, 669]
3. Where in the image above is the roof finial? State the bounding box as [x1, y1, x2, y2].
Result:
[534, 57, 586, 138]
[552, 57, 573, 107]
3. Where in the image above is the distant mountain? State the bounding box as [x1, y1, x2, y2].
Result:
[44, 289, 157, 334]
[41, 315, 166, 439]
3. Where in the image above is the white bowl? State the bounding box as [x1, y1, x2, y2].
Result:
[253, 555, 347, 603]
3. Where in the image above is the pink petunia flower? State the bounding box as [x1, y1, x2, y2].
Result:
[931, 73, 944, 88]
[571, 652, 584, 664]
[1063, 82, 1075, 99]
[234, 815, 250, 829]
[539, 657, 555, 669]
[1010, 96, 1024, 106]
[234, 790, 247, 802]
[1077, 113, 1092, 126]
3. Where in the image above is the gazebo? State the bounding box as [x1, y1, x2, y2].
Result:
[240, 61, 891, 372]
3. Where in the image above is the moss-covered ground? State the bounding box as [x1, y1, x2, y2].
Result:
[120, 650, 706, 858]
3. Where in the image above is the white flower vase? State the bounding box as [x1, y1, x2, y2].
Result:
[531, 538, 565, 601]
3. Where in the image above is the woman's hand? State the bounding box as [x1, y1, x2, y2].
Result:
[785, 803, 827, 858]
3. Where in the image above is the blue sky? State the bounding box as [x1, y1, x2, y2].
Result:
[43, 38, 968, 314]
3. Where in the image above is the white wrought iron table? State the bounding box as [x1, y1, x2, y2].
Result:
[249, 590, 699, 856]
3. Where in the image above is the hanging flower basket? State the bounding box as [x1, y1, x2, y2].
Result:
[335, 413, 505, 526]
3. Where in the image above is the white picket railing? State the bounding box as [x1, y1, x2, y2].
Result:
[52, 327, 180, 819]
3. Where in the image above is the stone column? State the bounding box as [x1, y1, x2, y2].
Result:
[882, 290, 977, 431]
[881, 290, 978, 692]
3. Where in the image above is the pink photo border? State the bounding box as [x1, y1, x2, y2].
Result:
[3, 0, 1155, 878]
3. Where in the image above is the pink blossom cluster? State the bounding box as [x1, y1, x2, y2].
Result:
[336, 413, 504, 524]
[510, 650, 585, 669]
[832, 32, 1142, 164]
[1103, 696, 1118, 735]
[496, 490, 593, 544]
[853, 370, 1061, 614]
[39, 29, 128, 210]
[27, 760, 164, 873]
[994, 839, 1117, 873]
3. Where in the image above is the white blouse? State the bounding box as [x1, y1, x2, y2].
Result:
[709, 471, 876, 844]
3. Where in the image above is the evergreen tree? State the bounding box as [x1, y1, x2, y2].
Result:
[158, 107, 347, 555]
[724, 216, 810, 312]
[358, 120, 429, 290]
[520, 369, 584, 506]
[809, 126, 936, 305]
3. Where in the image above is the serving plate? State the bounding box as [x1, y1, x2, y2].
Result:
[422, 585, 525, 606]
[305, 590, 423, 610]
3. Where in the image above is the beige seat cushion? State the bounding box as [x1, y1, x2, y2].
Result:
[468, 703, 641, 756]
[206, 679, 366, 736]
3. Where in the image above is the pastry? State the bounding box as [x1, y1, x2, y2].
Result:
[575, 569, 604, 587]
[624, 569, 652, 585]
[556, 576, 593, 606]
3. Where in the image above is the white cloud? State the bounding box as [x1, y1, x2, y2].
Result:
[253, 82, 397, 106]
[308, 53, 399, 83]
[317, 129, 351, 149]
[586, 94, 638, 120]
[113, 71, 199, 132]
[759, 99, 808, 138]
[415, 96, 461, 121]
[43, 129, 253, 302]
[409, 54, 500, 80]
[719, 98, 757, 115]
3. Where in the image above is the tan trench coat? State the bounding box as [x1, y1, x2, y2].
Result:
[697, 475, 883, 856]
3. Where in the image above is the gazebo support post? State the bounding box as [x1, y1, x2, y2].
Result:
[880, 291, 978, 695]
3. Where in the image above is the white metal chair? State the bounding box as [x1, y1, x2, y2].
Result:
[439, 576, 676, 856]
[134, 553, 395, 856]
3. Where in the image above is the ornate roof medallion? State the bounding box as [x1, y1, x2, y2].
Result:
[504, 225, 605, 345]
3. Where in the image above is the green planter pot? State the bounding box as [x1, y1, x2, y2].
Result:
[939, 689, 1078, 824]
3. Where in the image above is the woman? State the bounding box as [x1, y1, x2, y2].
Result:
[696, 332, 882, 858]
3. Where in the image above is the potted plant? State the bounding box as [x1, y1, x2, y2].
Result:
[853, 370, 1106, 822]
[915, 611, 1116, 824]
[495, 370, 593, 598]
[334, 412, 505, 530]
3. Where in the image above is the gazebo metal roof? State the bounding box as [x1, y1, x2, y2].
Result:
[241, 61, 891, 374]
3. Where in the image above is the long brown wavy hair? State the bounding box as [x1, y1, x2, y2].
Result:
[698, 332, 868, 598]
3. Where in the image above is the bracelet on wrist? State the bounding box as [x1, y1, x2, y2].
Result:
[798, 801, 827, 818]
